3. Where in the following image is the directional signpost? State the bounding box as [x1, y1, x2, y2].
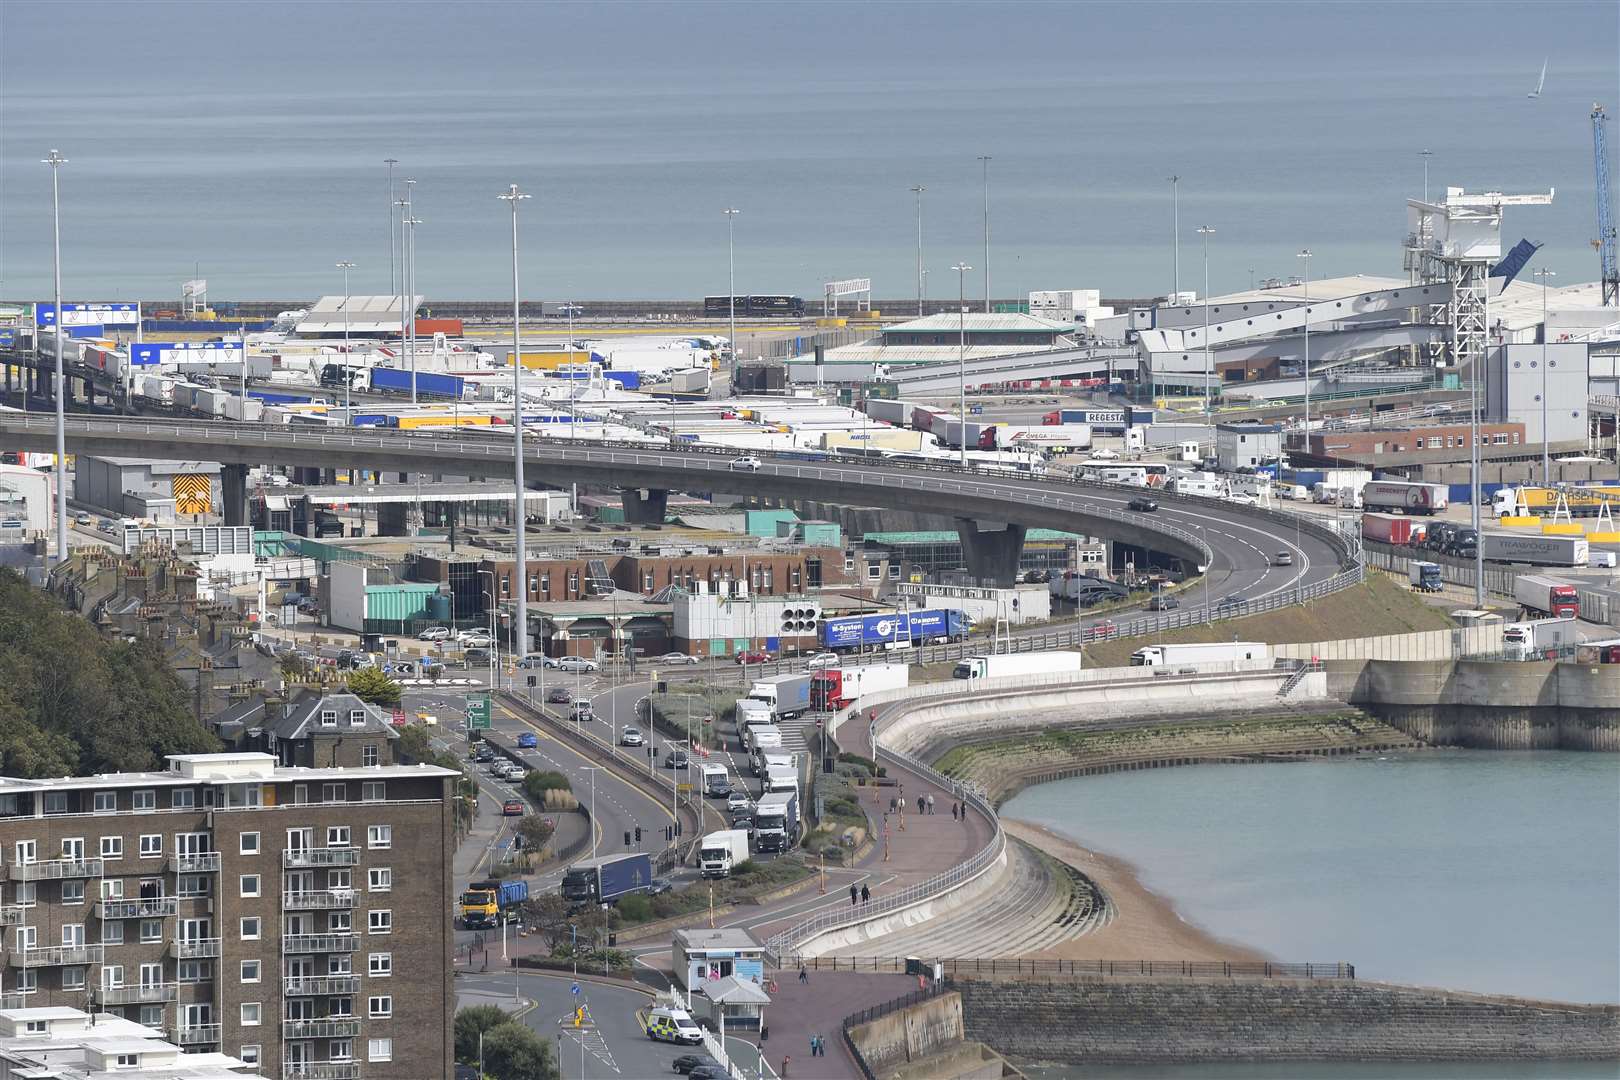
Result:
[467, 693, 492, 731]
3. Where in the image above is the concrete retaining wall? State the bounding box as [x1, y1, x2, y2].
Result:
[956, 977, 1620, 1064]
[1332, 659, 1620, 750]
[848, 991, 968, 1075]
[1275, 624, 1505, 662]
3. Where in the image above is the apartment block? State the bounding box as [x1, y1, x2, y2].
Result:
[0, 753, 457, 1080]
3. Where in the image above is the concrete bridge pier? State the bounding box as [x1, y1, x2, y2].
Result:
[222, 464, 249, 527]
[956, 519, 1027, 586]
[620, 487, 668, 525]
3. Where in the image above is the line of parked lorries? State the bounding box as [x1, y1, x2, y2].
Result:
[1363, 512, 1606, 569]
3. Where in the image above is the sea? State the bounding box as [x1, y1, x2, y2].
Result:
[1, 1, 1617, 302]
[1002, 752, 1620, 1005]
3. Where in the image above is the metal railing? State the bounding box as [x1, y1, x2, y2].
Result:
[283, 1018, 362, 1039]
[820, 956, 1354, 979]
[172, 1024, 220, 1045]
[8, 944, 104, 967]
[283, 890, 359, 910]
[167, 852, 221, 874]
[96, 897, 178, 919]
[0, 906, 22, 926]
[169, 937, 221, 959]
[284, 975, 361, 996]
[6, 858, 103, 881]
[283, 848, 360, 868]
[283, 1063, 361, 1080]
[841, 984, 951, 1080]
[282, 933, 360, 954]
[95, 983, 178, 1005]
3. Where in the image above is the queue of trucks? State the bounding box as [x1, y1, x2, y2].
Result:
[809, 663, 909, 711]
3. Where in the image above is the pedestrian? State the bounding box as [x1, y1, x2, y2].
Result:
[916, 795, 924, 815]
[849, 883, 859, 906]
[951, 801, 959, 820]
[809, 1033, 817, 1056]
[889, 796, 897, 814]
[782, 1055, 791, 1078]
[927, 794, 935, 815]
[817, 1033, 826, 1056]
[860, 882, 870, 904]
[799, 963, 809, 984]
[961, 802, 968, 825]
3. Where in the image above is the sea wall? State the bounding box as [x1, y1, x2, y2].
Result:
[1333, 659, 1620, 750]
[956, 977, 1620, 1064]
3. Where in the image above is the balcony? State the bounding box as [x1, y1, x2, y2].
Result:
[168, 852, 221, 874]
[283, 1018, 362, 1040]
[283, 1064, 361, 1080]
[6, 858, 103, 881]
[283, 848, 359, 869]
[282, 889, 358, 910]
[96, 897, 178, 919]
[169, 937, 221, 959]
[284, 975, 360, 996]
[95, 983, 178, 1006]
[171, 1023, 220, 1046]
[0, 905, 22, 926]
[8, 944, 104, 967]
[282, 933, 359, 954]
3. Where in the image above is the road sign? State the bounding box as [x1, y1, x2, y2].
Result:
[467, 694, 492, 730]
[571, 982, 580, 997]
[677, 783, 694, 793]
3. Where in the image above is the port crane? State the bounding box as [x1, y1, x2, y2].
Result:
[1593, 104, 1618, 306]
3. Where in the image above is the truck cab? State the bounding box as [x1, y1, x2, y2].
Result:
[701, 763, 730, 797]
[1408, 561, 1443, 592]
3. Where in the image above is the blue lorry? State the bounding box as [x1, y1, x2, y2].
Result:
[368, 367, 465, 400]
[560, 853, 655, 905]
[819, 608, 972, 651]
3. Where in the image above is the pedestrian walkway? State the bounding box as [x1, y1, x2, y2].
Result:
[720, 969, 917, 1080]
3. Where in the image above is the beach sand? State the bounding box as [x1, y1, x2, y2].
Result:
[1005, 818, 1268, 964]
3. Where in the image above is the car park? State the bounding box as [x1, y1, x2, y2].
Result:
[729, 456, 762, 472]
[1127, 497, 1158, 512]
[655, 652, 699, 666]
[557, 657, 598, 673]
[620, 728, 645, 747]
[417, 626, 451, 642]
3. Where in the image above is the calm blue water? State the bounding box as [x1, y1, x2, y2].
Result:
[1003, 752, 1620, 1005]
[1, 2, 1616, 300]
[1027, 1063, 1620, 1080]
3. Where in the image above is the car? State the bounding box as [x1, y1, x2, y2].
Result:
[1090, 448, 1120, 460]
[470, 748, 495, 763]
[417, 626, 451, 642]
[646, 1007, 704, 1046]
[1273, 551, 1294, 567]
[545, 687, 572, 704]
[1088, 620, 1119, 640]
[516, 732, 538, 749]
[726, 791, 752, 813]
[516, 654, 550, 669]
[620, 728, 645, 747]
[1147, 594, 1180, 611]
[459, 633, 494, 649]
[571, 700, 595, 721]
[419, 659, 446, 677]
[804, 652, 840, 669]
[671, 1054, 720, 1075]
[734, 650, 772, 665]
[556, 657, 598, 673]
[664, 751, 689, 769]
[729, 456, 763, 472]
[73, 512, 91, 526]
[655, 652, 699, 666]
[1127, 497, 1158, 512]
[455, 628, 489, 643]
[688, 1067, 729, 1080]
[1217, 594, 1249, 609]
[501, 800, 525, 817]
[97, 518, 115, 532]
[647, 878, 673, 896]
[464, 647, 492, 665]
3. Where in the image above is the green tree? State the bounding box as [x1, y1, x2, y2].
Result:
[482, 1021, 558, 1080]
[516, 894, 576, 952]
[515, 815, 555, 854]
[344, 667, 401, 706]
[522, 771, 571, 801]
[453, 1005, 509, 1064]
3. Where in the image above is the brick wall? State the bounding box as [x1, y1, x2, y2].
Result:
[956, 978, 1620, 1063]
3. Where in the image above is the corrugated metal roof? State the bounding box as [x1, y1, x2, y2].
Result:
[296, 295, 421, 335]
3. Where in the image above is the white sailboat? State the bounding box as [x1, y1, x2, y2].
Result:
[1527, 58, 1547, 98]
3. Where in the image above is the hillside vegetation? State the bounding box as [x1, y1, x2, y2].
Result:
[0, 570, 219, 777]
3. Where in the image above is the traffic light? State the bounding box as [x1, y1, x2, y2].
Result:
[664, 825, 673, 842]
[623, 830, 631, 847]
[634, 826, 642, 843]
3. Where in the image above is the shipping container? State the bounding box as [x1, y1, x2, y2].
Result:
[413, 318, 463, 337]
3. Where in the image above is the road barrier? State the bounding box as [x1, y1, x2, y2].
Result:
[823, 956, 1354, 979]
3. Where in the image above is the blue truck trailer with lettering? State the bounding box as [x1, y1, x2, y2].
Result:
[368, 367, 465, 400]
[819, 608, 972, 650]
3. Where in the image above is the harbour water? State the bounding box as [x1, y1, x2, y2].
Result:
[1024, 1062, 1620, 1080]
[1002, 752, 1620, 1006]
[2, 2, 1617, 299]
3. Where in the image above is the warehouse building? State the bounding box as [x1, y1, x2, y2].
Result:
[74, 456, 222, 523]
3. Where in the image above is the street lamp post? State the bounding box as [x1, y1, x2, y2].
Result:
[1168, 175, 1181, 298]
[403, 211, 422, 406]
[336, 262, 356, 420]
[1534, 267, 1556, 483]
[1297, 249, 1312, 443]
[498, 184, 532, 663]
[1420, 149, 1433, 204]
[1196, 225, 1215, 427]
[977, 156, 992, 313]
[384, 159, 399, 295]
[562, 302, 582, 441]
[910, 185, 925, 317]
[582, 767, 601, 859]
[951, 262, 972, 470]
[723, 208, 740, 384]
[44, 149, 67, 565]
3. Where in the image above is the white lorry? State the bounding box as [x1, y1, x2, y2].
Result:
[734, 697, 773, 730]
[1501, 618, 1580, 661]
[745, 725, 782, 755]
[753, 750, 795, 779]
[1128, 642, 1271, 667]
[952, 651, 1084, 680]
[698, 829, 751, 878]
[700, 763, 730, 797]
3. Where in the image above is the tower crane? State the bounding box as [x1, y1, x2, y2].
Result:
[1594, 104, 1618, 306]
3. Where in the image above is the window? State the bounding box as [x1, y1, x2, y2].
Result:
[239, 917, 260, 941]
[329, 911, 351, 933]
[362, 782, 385, 802]
[239, 832, 259, 856]
[368, 995, 392, 1018]
[368, 910, 391, 935]
[323, 784, 347, 805]
[43, 793, 67, 815]
[866, 563, 882, 580]
[348, 709, 367, 728]
[140, 920, 162, 944]
[367, 826, 392, 850]
[362, 745, 379, 768]
[293, 784, 309, 805]
[115, 1054, 138, 1067]
[170, 788, 195, 809]
[100, 879, 123, 900]
[22, 1018, 46, 1033]
[239, 875, 260, 899]
[327, 826, 351, 848]
[331, 1039, 354, 1062]
[14, 970, 36, 995]
[177, 961, 209, 983]
[100, 836, 122, 860]
[889, 563, 902, 579]
[61, 838, 84, 861]
[240, 960, 261, 983]
[101, 921, 123, 945]
[367, 953, 391, 977]
[13, 883, 34, 908]
[62, 966, 85, 990]
[61, 880, 84, 905]
[62, 924, 84, 947]
[367, 1038, 392, 1062]
[132, 790, 155, 811]
[93, 791, 116, 814]
[320, 710, 338, 728]
[328, 954, 352, 976]
[367, 868, 391, 893]
[240, 1003, 261, 1027]
[332, 996, 354, 1018]
[239, 1046, 261, 1067]
[175, 875, 210, 898]
[13, 840, 35, 866]
[139, 835, 161, 859]
[327, 869, 351, 891]
[138, 1005, 162, 1027]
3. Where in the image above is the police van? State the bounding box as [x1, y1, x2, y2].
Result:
[646, 1006, 703, 1045]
